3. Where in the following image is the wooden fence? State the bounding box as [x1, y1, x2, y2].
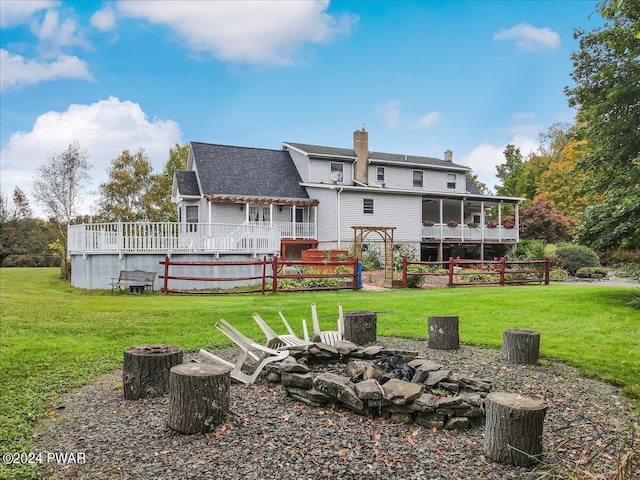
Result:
[159, 255, 358, 294]
[401, 257, 550, 288]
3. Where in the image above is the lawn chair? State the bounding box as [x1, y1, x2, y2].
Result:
[310, 302, 344, 346]
[252, 312, 314, 351]
[199, 319, 289, 384]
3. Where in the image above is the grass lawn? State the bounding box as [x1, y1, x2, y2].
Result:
[1, 268, 638, 478]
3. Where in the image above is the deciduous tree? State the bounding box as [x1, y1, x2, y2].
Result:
[519, 198, 575, 244]
[32, 142, 91, 278]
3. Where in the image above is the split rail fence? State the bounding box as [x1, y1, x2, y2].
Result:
[159, 255, 359, 294]
[401, 257, 550, 288]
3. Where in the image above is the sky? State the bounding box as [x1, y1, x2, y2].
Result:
[0, 0, 605, 218]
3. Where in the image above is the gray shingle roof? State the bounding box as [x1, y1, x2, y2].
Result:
[284, 142, 469, 170]
[190, 142, 309, 199]
[174, 170, 200, 196]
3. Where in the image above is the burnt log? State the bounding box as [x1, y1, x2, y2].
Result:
[484, 392, 547, 466]
[502, 329, 540, 364]
[123, 344, 183, 400]
[168, 363, 231, 434]
[342, 310, 377, 345]
[427, 316, 459, 350]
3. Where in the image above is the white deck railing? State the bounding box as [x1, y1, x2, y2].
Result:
[421, 224, 518, 242]
[246, 221, 316, 239]
[68, 222, 282, 255]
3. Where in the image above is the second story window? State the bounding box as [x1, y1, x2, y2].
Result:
[376, 166, 385, 183]
[330, 162, 344, 182]
[447, 173, 457, 190]
[363, 198, 374, 214]
[413, 170, 423, 188]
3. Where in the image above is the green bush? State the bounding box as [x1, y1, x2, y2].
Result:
[550, 268, 569, 280]
[612, 263, 640, 280]
[360, 244, 382, 271]
[575, 266, 609, 279]
[394, 244, 418, 271]
[510, 239, 547, 260]
[555, 243, 600, 275]
[406, 264, 429, 288]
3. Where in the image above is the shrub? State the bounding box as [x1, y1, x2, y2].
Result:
[406, 264, 429, 288]
[555, 243, 600, 275]
[612, 263, 640, 280]
[394, 244, 418, 272]
[575, 266, 609, 279]
[598, 249, 640, 266]
[549, 268, 569, 280]
[360, 244, 382, 271]
[510, 239, 547, 261]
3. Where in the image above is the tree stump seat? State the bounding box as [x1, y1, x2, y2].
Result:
[502, 329, 540, 364]
[168, 363, 231, 434]
[342, 310, 377, 345]
[428, 315, 460, 350]
[123, 344, 183, 400]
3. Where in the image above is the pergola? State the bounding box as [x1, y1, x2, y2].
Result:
[352, 226, 396, 288]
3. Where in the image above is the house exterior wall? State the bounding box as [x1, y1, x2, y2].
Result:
[288, 149, 311, 183]
[209, 202, 246, 224]
[308, 157, 353, 185]
[368, 164, 466, 193]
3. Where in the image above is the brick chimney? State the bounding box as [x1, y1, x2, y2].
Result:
[444, 149, 453, 162]
[353, 126, 369, 184]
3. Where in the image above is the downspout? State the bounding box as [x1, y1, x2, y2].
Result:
[336, 187, 343, 249]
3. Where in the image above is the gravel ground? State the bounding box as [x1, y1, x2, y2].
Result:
[32, 338, 638, 480]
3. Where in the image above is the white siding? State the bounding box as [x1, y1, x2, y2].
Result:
[309, 158, 352, 185]
[209, 203, 246, 224]
[307, 187, 337, 243]
[288, 149, 310, 182]
[367, 164, 466, 193]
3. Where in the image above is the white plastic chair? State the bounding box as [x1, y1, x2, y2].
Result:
[199, 319, 289, 384]
[252, 312, 314, 350]
[310, 302, 344, 346]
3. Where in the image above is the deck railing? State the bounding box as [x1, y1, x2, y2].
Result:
[246, 221, 316, 239]
[421, 224, 518, 241]
[68, 222, 281, 255]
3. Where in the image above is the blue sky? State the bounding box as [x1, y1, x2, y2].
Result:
[0, 0, 603, 217]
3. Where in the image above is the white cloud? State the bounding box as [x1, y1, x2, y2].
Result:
[90, 7, 116, 31]
[493, 23, 560, 51]
[0, 97, 183, 217]
[116, 0, 357, 65]
[0, 0, 54, 27]
[30, 8, 90, 56]
[461, 134, 540, 191]
[376, 101, 401, 127]
[376, 101, 441, 130]
[412, 112, 441, 130]
[0, 49, 93, 92]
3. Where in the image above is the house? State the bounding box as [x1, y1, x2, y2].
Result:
[172, 128, 522, 261]
[68, 127, 522, 289]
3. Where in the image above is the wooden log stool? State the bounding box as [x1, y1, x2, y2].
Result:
[502, 329, 540, 364]
[484, 392, 547, 466]
[427, 315, 459, 350]
[168, 363, 231, 435]
[123, 344, 183, 400]
[342, 310, 377, 345]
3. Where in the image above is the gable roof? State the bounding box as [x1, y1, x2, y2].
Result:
[174, 170, 200, 196]
[283, 142, 470, 171]
[190, 142, 309, 200]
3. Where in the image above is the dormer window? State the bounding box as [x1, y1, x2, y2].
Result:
[412, 170, 423, 188]
[330, 162, 344, 182]
[447, 173, 457, 190]
[376, 166, 385, 183]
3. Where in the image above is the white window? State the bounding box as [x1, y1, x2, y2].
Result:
[447, 173, 457, 190]
[330, 162, 344, 182]
[185, 205, 198, 232]
[363, 198, 374, 214]
[413, 170, 423, 188]
[376, 166, 385, 183]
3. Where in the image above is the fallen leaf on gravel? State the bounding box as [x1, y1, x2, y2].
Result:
[197, 460, 206, 465]
[404, 434, 416, 445]
[431, 427, 437, 433]
[435, 448, 445, 455]
[374, 432, 381, 440]
[324, 419, 334, 427]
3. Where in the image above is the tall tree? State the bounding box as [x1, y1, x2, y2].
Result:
[144, 143, 189, 221]
[495, 145, 526, 197]
[98, 149, 153, 221]
[519, 198, 575, 244]
[566, 0, 640, 250]
[32, 142, 91, 278]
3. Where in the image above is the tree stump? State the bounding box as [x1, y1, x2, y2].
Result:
[485, 392, 547, 466]
[502, 329, 540, 364]
[427, 316, 459, 350]
[123, 344, 183, 400]
[168, 363, 231, 434]
[342, 310, 377, 345]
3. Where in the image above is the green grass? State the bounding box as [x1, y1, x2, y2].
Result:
[1, 268, 638, 478]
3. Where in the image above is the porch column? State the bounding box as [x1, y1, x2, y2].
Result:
[515, 203, 520, 243]
[269, 204, 274, 228]
[498, 202, 503, 243]
[292, 205, 297, 239]
[314, 205, 318, 243]
[481, 201, 485, 241]
[244, 203, 249, 222]
[439, 198, 444, 239]
[460, 199, 465, 241]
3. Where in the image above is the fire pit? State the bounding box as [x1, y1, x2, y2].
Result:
[264, 340, 492, 430]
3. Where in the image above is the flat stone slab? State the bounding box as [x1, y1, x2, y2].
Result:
[381, 378, 423, 405]
[313, 373, 364, 411]
[355, 378, 383, 400]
